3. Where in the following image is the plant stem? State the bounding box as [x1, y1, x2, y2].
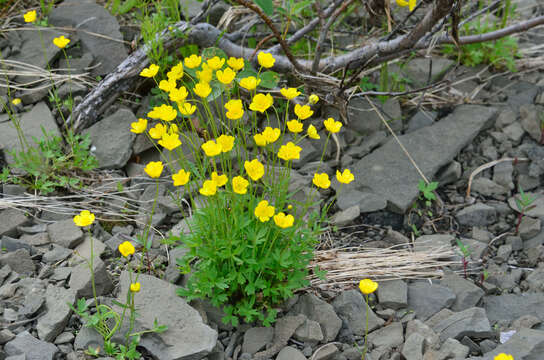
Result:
[361, 294, 370, 360]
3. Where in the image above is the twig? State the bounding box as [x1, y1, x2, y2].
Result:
[351, 79, 448, 97]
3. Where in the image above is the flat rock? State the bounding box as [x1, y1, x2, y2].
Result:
[478, 328, 544, 359]
[406, 319, 440, 350]
[347, 97, 402, 136]
[336, 189, 387, 212]
[441, 272, 484, 311]
[352, 105, 498, 213]
[403, 57, 455, 87]
[4, 331, 58, 360]
[0, 208, 31, 237]
[483, 293, 544, 324]
[377, 279, 408, 310]
[456, 203, 497, 226]
[37, 285, 77, 342]
[291, 293, 342, 342]
[69, 257, 113, 297]
[294, 318, 324, 344]
[0, 249, 35, 275]
[407, 283, 456, 321]
[42, 245, 73, 264]
[402, 333, 426, 360]
[117, 271, 217, 360]
[471, 178, 509, 197]
[47, 219, 84, 249]
[431, 307, 493, 342]
[71, 236, 107, 265]
[332, 289, 384, 337]
[367, 322, 404, 350]
[242, 327, 274, 355]
[331, 205, 360, 227]
[83, 108, 137, 169]
[276, 346, 307, 360]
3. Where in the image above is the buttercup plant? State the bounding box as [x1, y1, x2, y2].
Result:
[359, 279, 378, 360]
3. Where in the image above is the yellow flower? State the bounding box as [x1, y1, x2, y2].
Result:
[294, 104, 313, 120]
[194, 82, 212, 98]
[254, 200, 275, 222]
[359, 278, 378, 295]
[258, 52, 275, 68]
[140, 63, 159, 78]
[217, 134, 234, 152]
[277, 142, 302, 161]
[254, 133, 267, 147]
[73, 210, 95, 227]
[196, 67, 213, 84]
[202, 140, 222, 157]
[273, 212, 294, 228]
[199, 179, 217, 196]
[168, 124, 179, 134]
[144, 161, 164, 178]
[12, 98, 22, 106]
[336, 169, 355, 184]
[148, 123, 167, 139]
[308, 94, 319, 105]
[307, 125, 320, 139]
[313, 173, 330, 189]
[169, 86, 188, 103]
[184, 54, 202, 69]
[286, 119, 303, 133]
[23, 10, 37, 23]
[239, 76, 261, 91]
[225, 99, 244, 120]
[493, 354, 514, 360]
[262, 127, 280, 144]
[207, 56, 225, 70]
[172, 169, 191, 186]
[280, 88, 301, 100]
[216, 67, 236, 85]
[159, 79, 176, 93]
[396, 0, 417, 11]
[118, 241, 135, 257]
[130, 282, 141, 293]
[227, 57, 244, 71]
[249, 93, 273, 113]
[148, 104, 177, 121]
[158, 133, 181, 151]
[324, 117, 342, 133]
[232, 176, 249, 194]
[244, 159, 264, 181]
[168, 62, 184, 80]
[53, 35, 71, 49]
[130, 118, 147, 134]
[211, 172, 228, 187]
[178, 102, 196, 116]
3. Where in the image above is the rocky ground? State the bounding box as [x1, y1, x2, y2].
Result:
[1, 0, 544, 359]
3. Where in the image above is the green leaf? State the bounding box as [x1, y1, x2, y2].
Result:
[254, 0, 274, 16]
[259, 71, 280, 89]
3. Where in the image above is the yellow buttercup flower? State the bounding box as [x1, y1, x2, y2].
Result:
[359, 278, 378, 295]
[227, 57, 244, 71]
[216, 67, 236, 85]
[239, 76, 261, 91]
[172, 169, 191, 186]
[23, 10, 37, 23]
[53, 35, 71, 49]
[258, 52, 275, 68]
[118, 241, 135, 257]
[277, 142, 302, 161]
[280, 88, 301, 100]
[232, 176, 249, 195]
[73, 210, 95, 227]
[313, 173, 330, 189]
[225, 99, 244, 120]
[493, 354, 514, 360]
[178, 102, 196, 116]
[324, 117, 342, 133]
[140, 63, 159, 78]
[308, 94, 319, 105]
[145, 161, 164, 178]
[199, 180, 217, 196]
[294, 104, 313, 120]
[286, 119, 303, 133]
[244, 159, 265, 181]
[211, 172, 228, 187]
[130, 282, 141, 293]
[262, 127, 280, 144]
[158, 133, 181, 151]
[336, 169, 355, 184]
[194, 82, 212, 98]
[148, 123, 167, 139]
[184, 54, 202, 69]
[396, 0, 416, 11]
[130, 118, 147, 134]
[196, 66, 213, 83]
[254, 200, 275, 222]
[253, 133, 267, 147]
[207, 56, 225, 70]
[307, 124, 320, 139]
[273, 212, 294, 229]
[169, 86, 188, 103]
[148, 104, 177, 121]
[249, 93, 273, 113]
[159, 79, 176, 93]
[168, 62, 184, 81]
[201, 140, 222, 157]
[217, 134, 234, 152]
[12, 98, 22, 106]
[168, 124, 179, 134]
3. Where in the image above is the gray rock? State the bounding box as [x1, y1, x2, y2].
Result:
[48, 0, 128, 76]
[520, 104, 542, 142]
[425, 338, 469, 360]
[0, 329, 16, 345]
[69, 257, 113, 297]
[406, 319, 440, 350]
[291, 293, 342, 342]
[407, 283, 456, 321]
[347, 97, 402, 135]
[19, 232, 50, 246]
[517, 174, 540, 191]
[441, 272, 484, 311]
[331, 205, 360, 227]
[47, 219, 84, 249]
[432, 307, 493, 342]
[117, 271, 217, 360]
[83, 108, 137, 169]
[461, 238, 488, 261]
[58, 53, 94, 74]
[50, 267, 72, 282]
[526, 266, 544, 292]
[53, 332, 75, 345]
[336, 189, 387, 213]
[311, 343, 339, 360]
[0, 249, 35, 275]
[414, 234, 454, 253]
[507, 81, 539, 108]
[367, 322, 404, 350]
[242, 327, 274, 355]
[19, 284, 46, 317]
[383, 229, 410, 246]
[4, 331, 58, 360]
[435, 161, 462, 186]
[502, 122, 525, 144]
[471, 178, 509, 197]
[276, 346, 307, 360]
[332, 289, 384, 337]
[479, 328, 544, 360]
[294, 319, 324, 345]
[71, 236, 107, 265]
[511, 314, 541, 331]
[495, 108, 517, 128]
[495, 244, 512, 263]
[493, 161, 514, 190]
[0, 264, 11, 286]
[377, 280, 408, 310]
[518, 216, 541, 240]
[483, 293, 544, 324]
[406, 110, 437, 133]
[42, 245, 73, 263]
[73, 326, 103, 351]
[0, 235, 36, 254]
[37, 285, 77, 342]
[402, 333, 426, 360]
[456, 203, 497, 226]
[352, 105, 498, 213]
[0, 102, 60, 164]
[164, 246, 189, 284]
[403, 57, 455, 88]
[0, 208, 31, 237]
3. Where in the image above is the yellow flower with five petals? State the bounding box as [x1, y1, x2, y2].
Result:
[312, 172, 330, 189]
[144, 161, 164, 178]
[130, 118, 147, 134]
[118, 241, 135, 257]
[169, 86, 188, 103]
[216, 67, 236, 85]
[23, 10, 37, 23]
[73, 210, 95, 227]
[324, 117, 342, 133]
[257, 52, 275, 68]
[201, 140, 222, 157]
[249, 93, 273, 113]
[273, 212, 294, 228]
[227, 57, 244, 71]
[194, 82, 212, 98]
[172, 169, 191, 186]
[277, 142, 302, 161]
[280, 88, 301, 100]
[53, 35, 71, 49]
[199, 180, 217, 196]
[217, 134, 235, 152]
[211, 172, 228, 187]
[140, 64, 159, 78]
[336, 169, 354, 184]
[207, 56, 225, 70]
[239, 76, 261, 91]
[232, 176, 249, 194]
[178, 102, 196, 116]
[286, 119, 303, 133]
[307, 124, 320, 139]
[225, 99, 244, 120]
[148, 123, 167, 139]
[396, 0, 416, 11]
[254, 200, 275, 222]
[158, 133, 181, 151]
[244, 159, 264, 181]
[184, 54, 202, 69]
[359, 278, 378, 295]
[294, 104, 313, 120]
